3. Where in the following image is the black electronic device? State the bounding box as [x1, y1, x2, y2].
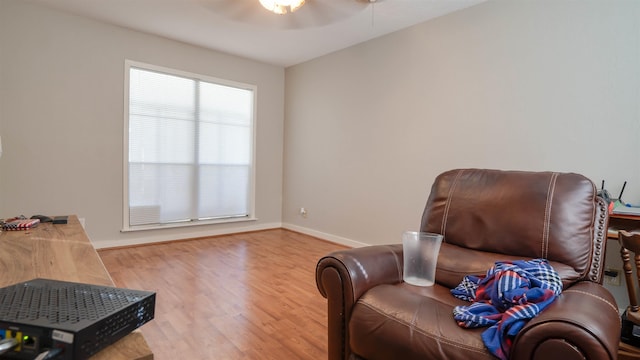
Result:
[52, 216, 68, 225]
[0, 278, 155, 360]
[622, 308, 640, 348]
[29, 215, 52, 223]
[597, 180, 613, 205]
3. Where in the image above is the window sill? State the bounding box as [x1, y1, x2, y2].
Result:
[121, 216, 257, 233]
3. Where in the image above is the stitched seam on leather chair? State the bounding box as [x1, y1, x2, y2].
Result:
[356, 301, 491, 356]
[441, 169, 464, 239]
[542, 172, 558, 259]
[388, 246, 403, 282]
[563, 289, 620, 316]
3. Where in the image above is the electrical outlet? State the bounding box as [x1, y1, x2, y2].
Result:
[299, 208, 307, 218]
[604, 268, 621, 286]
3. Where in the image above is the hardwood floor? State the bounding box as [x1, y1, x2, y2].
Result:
[98, 229, 348, 360]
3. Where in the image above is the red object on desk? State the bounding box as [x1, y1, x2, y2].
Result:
[1, 218, 40, 231]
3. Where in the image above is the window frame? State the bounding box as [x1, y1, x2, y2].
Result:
[122, 60, 257, 232]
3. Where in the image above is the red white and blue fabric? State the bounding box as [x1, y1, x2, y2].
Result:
[451, 259, 562, 360]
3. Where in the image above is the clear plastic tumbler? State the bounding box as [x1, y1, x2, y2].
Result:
[402, 231, 443, 286]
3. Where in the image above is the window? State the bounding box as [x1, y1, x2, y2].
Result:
[124, 61, 256, 230]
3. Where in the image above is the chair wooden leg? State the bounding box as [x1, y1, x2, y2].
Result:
[622, 246, 639, 311]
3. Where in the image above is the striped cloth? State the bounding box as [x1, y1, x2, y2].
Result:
[451, 259, 562, 360]
[1, 218, 40, 231]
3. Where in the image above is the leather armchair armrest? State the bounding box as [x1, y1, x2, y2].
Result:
[316, 244, 403, 360]
[511, 281, 621, 360]
[316, 244, 404, 300]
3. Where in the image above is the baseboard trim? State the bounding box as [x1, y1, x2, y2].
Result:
[94, 222, 283, 249]
[281, 223, 367, 248]
[95, 222, 368, 250]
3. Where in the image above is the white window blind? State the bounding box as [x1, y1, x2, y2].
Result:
[126, 64, 255, 228]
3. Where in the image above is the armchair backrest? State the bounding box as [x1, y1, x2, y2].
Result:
[421, 169, 608, 288]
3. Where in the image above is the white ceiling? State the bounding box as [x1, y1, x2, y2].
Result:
[25, 0, 485, 67]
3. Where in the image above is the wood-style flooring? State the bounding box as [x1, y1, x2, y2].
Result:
[98, 228, 347, 360]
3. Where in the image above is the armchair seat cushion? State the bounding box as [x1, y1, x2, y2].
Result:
[350, 283, 494, 360]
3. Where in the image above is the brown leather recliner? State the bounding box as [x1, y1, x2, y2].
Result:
[316, 168, 620, 360]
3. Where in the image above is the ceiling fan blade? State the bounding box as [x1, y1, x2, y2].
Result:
[199, 0, 370, 29]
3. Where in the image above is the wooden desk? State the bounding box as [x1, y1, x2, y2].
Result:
[0, 216, 153, 360]
[608, 213, 640, 239]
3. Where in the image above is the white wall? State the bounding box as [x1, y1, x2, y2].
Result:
[283, 0, 640, 247]
[283, 0, 640, 309]
[0, 0, 285, 248]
